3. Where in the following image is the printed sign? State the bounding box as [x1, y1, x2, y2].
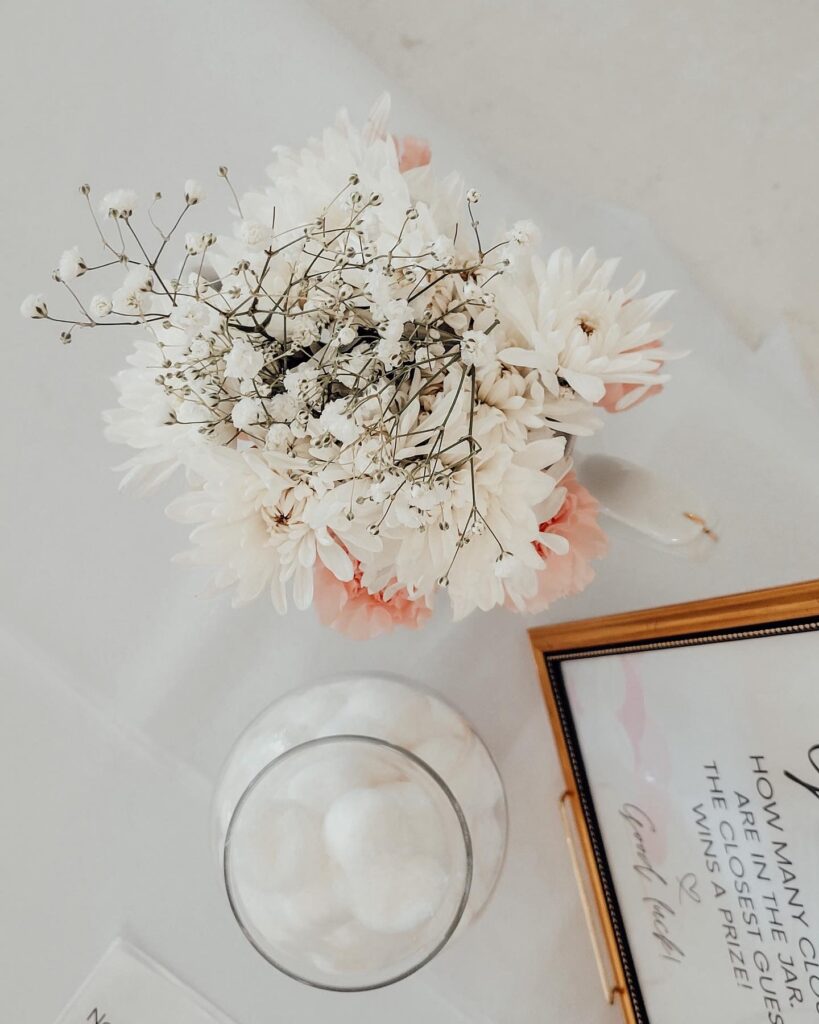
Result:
[54, 940, 238, 1024]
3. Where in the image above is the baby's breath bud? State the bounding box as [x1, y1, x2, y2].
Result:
[58, 246, 87, 281]
[369, 193, 383, 206]
[60, 331, 72, 344]
[79, 183, 91, 196]
[466, 188, 481, 204]
[348, 173, 360, 185]
[21, 294, 48, 319]
[218, 165, 229, 177]
[406, 207, 419, 220]
[184, 179, 205, 205]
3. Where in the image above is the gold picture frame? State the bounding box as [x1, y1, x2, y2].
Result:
[529, 579, 819, 1024]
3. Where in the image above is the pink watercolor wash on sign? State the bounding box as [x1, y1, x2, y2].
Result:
[616, 655, 673, 864]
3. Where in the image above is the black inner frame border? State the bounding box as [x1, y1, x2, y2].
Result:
[543, 613, 819, 1024]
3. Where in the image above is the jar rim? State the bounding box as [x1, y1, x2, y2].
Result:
[222, 733, 474, 992]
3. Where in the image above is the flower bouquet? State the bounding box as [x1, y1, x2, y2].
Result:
[23, 97, 678, 639]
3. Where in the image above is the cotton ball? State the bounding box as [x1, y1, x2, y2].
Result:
[230, 800, 324, 893]
[281, 869, 348, 931]
[427, 697, 473, 742]
[441, 739, 503, 817]
[286, 746, 399, 814]
[312, 923, 382, 976]
[233, 888, 290, 945]
[324, 782, 447, 870]
[347, 855, 450, 933]
[229, 736, 289, 790]
[336, 679, 436, 748]
[324, 922, 363, 953]
[274, 684, 348, 739]
[412, 734, 472, 783]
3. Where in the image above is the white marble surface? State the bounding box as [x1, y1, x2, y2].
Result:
[2, 3, 819, 1022]
[314, 0, 819, 394]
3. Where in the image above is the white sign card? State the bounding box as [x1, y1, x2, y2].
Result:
[54, 939, 238, 1024]
[556, 623, 819, 1023]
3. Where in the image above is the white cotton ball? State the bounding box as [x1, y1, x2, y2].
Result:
[427, 697, 473, 742]
[324, 782, 447, 871]
[286, 747, 399, 813]
[234, 888, 291, 944]
[347, 854, 451, 934]
[281, 871, 348, 931]
[230, 736, 289, 791]
[310, 924, 389, 977]
[449, 742, 503, 817]
[324, 922, 362, 952]
[274, 684, 349, 740]
[230, 800, 324, 893]
[335, 679, 436, 748]
[412, 734, 472, 784]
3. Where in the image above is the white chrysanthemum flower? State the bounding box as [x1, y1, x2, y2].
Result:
[103, 337, 206, 493]
[89, 294, 112, 318]
[497, 248, 672, 405]
[184, 179, 206, 205]
[20, 293, 48, 318]
[58, 246, 86, 281]
[100, 188, 138, 219]
[166, 446, 358, 611]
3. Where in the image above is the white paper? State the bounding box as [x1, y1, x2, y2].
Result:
[563, 628, 819, 1023]
[54, 940, 238, 1024]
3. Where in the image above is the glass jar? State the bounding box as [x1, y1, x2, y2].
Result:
[213, 675, 507, 991]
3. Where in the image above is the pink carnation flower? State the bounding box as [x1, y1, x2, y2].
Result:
[600, 339, 664, 413]
[519, 473, 608, 614]
[393, 134, 432, 173]
[314, 559, 432, 640]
